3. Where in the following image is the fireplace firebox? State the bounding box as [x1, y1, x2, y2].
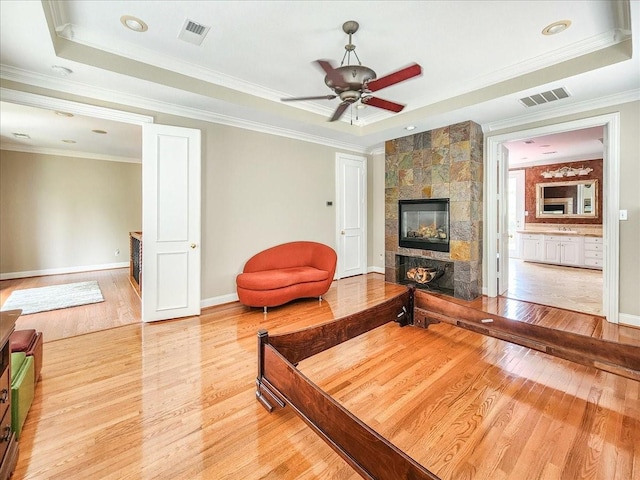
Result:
[398, 199, 450, 252]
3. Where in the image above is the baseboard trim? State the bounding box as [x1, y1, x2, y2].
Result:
[0, 262, 129, 280]
[201, 293, 239, 309]
[368, 266, 385, 274]
[619, 312, 640, 328]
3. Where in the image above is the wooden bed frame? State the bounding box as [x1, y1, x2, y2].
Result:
[256, 287, 640, 479]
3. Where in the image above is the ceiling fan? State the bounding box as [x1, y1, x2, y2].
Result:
[281, 21, 422, 122]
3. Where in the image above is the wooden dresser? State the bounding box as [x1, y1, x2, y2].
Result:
[0, 310, 20, 480]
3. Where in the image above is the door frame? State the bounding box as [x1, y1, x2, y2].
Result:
[485, 113, 620, 323]
[335, 152, 367, 279]
[508, 169, 526, 258]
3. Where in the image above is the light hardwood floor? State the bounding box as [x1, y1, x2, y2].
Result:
[506, 259, 603, 316]
[3, 270, 639, 479]
[0, 269, 141, 342]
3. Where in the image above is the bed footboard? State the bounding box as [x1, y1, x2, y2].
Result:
[256, 289, 439, 480]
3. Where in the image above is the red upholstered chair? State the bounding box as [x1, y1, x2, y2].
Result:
[236, 241, 337, 311]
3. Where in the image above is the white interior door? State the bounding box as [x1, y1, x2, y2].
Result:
[508, 170, 525, 258]
[142, 124, 201, 322]
[335, 153, 367, 279]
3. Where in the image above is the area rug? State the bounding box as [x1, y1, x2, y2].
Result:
[1, 281, 104, 315]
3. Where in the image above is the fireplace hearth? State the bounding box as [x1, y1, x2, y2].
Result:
[397, 255, 454, 296]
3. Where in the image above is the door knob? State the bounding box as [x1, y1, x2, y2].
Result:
[341, 231, 345, 235]
[190, 243, 196, 249]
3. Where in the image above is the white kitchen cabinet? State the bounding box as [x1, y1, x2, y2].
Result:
[521, 233, 543, 261]
[543, 235, 583, 266]
[583, 237, 603, 269]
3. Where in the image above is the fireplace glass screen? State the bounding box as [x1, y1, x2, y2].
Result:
[399, 199, 450, 252]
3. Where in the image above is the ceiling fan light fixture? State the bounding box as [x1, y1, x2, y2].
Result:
[542, 20, 571, 36]
[121, 15, 148, 32]
[281, 21, 421, 122]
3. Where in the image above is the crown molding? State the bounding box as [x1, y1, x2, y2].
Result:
[0, 86, 154, 124]
[483, 88, 640, 133]
[368, 146, 385, 156]
[0, 68, 367, 153]
[510, 154, 602, 170]
[0, 143, 141, 163]
[45, 0, 631, 131]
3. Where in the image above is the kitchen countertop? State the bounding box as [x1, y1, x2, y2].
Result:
[517, 230, 603, 237]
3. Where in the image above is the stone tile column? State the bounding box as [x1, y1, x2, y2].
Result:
[384, 121, 483, 300]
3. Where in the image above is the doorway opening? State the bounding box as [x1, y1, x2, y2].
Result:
[503, 133, 603, 316]
[485, 113, 620, 323]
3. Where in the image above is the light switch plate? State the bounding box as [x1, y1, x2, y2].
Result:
[619, 209, 628, 220]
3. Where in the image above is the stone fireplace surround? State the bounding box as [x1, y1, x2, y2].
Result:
[384, 121, 484, 301]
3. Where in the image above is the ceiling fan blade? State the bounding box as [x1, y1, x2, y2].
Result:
[362, 96, 405, 113]
[366, 63, 422, 92]
[281, 94, 337, 102]
[315, 59, 349, 89]
[329, 101, 351, 122]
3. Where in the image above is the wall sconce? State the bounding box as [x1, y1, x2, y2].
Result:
[540, 165, 593, 178]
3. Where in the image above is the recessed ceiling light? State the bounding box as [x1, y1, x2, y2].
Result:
[12, 133, 30, 139]
[92, 129, 108, 134]
[51, 65, 73, 76]
[405, 125, 416, 131]
[542, 20, 571, 35]
[62, 139, 76, 144]
[121, 15, 148, 32]
[54, 111, 74, 117]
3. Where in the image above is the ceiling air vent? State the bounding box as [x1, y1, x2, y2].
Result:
[178, 19, 210, 46]
[519, 87, 570, 108]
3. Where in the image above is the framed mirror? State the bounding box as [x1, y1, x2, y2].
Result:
[536, 179, 598, 218]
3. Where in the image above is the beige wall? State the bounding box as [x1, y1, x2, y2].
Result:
[191, 120, 346, 298]
[0, 151, 141, 274]
[487, 100, 640, 317]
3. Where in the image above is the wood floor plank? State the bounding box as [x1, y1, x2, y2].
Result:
[4, 270, 639, 479]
